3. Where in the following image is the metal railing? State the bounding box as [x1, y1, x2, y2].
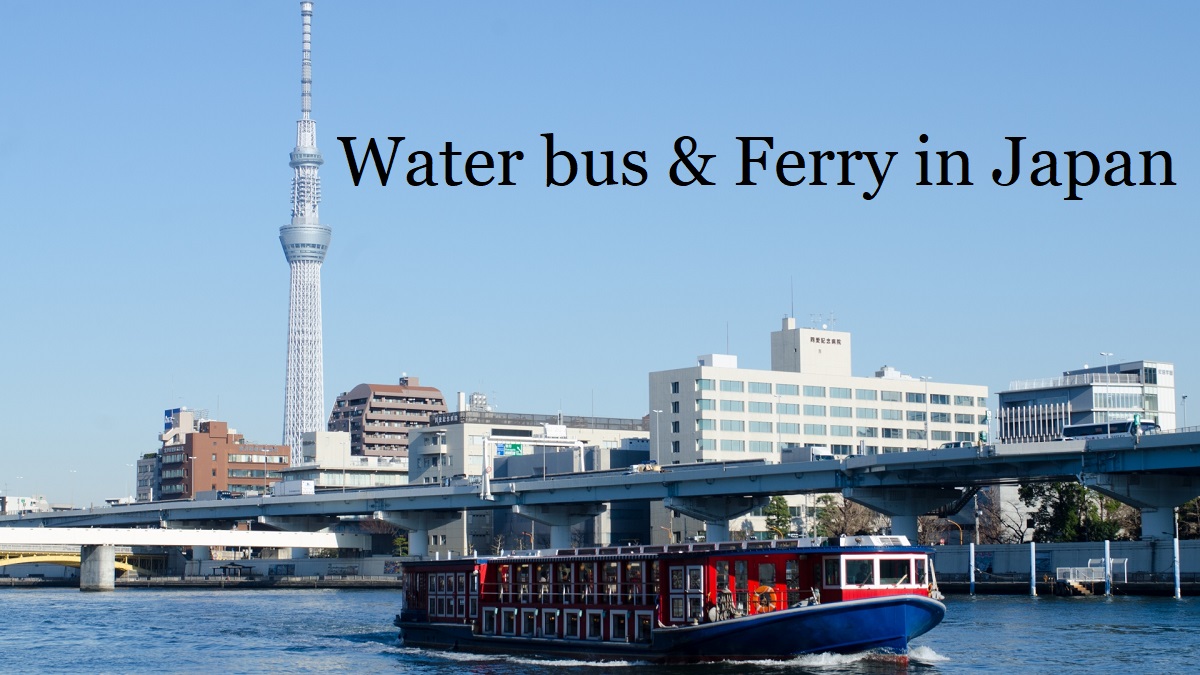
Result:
[1007, 373, 1141, 391]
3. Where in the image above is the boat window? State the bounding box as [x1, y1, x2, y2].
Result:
[635, 611, 654, 643]
[625, 561, 644, 604]
[565, 610, 582, 639]
[517, 564, 532, 602]
[499, 565, 512, 601]
[879, 558, 910, 585]
[578, 563, 596, 604]
[536, 564, 551, 602]
[734, 560, 749, 614]
[611, 612, 628, 641]
[457, 573, 467, 594]
[785, 559, 802, 606]
[758, 562, 776, 586]
[558, 563, 574, 603]
[587, 610, 605, 640]
[669, 566, 685, 592]
[916, 558, 928, 585]
[543, 610, 559, 638]
[457, 596, 466, 617]
[715, 561, 729, 591]
[522, 610, 537, 636]
[670, 596, 686, 622]
[603, 562, 620, 603]
[687, 566, 704, 593]
[502, 608, 517, 636]
[428, 596, 436, 616]
[437, 574, 446, 593]
[469, 596, 477, 618]
[483, 608, 497, 634]
[823, 558, 840, 586]
[846, 559, 875, 585]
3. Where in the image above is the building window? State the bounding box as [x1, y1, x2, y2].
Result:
[671, 421, 680, 433]
[831, 425, 852, 437]
[671, 440, 680, 453]
[749, 401, 772, 414]
[720, 400, 745, 412]
[749, 441, 773, 453]
[671, 381, 680, 394]
[720, 380, 745, 393]
[882, 428, 902, 439]
[956, 431, 976, 442]
[720, 420, 745, 432]
[954, 395, 974, 406]
[778, 422, 800, 434]
[907, 411, 926, 422]
[955, 413, 975, 424]
[697, 439, 715, 451]
[803, 386, 826, 397]
[804, 404, 826, 416]
[830, 387, 852, 399]
[749, 382, 772, 394]
[932, 430, 952, 441]
[804, 424, 826, 435]
[697, 379, 715, 391]
[671, 401, 680, 414]
[776, 384, 799, 396]
[856, 389, 878, 401]
[882, 409, 903, 421]
[777, 403, 800, 415]
[881, 390, 902, 402]
[856, 408, 878, 419]
[907, 429, 926, 440]
[856, 426, 878, 437]
[749, 421, 772, 433]
[720, 439, 746, 451]
[697, 419, 715, 431]
[830, 406, 852, 418]
[906, 392, 926, 404]
[930, 412, 951, 423]
[697, 398, 716, 411]
[930, 394, 950, 405]
[977, 397, 988, 407]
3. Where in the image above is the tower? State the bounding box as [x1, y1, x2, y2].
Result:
[280, 1, 330, 463]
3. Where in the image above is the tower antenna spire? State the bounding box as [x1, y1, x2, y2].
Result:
[280, 1, 331, 463]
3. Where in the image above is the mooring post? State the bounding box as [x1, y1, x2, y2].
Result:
[1029, 541, 1037, 597]
[1174, 537, 1181, 600]
[1104, 540, 1112, 597]
[969, 542, 975, 596]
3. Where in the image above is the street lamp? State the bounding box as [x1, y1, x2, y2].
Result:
[1182, 395, 1188, 430]
[652, 409, 663, 465]
[1100, 352, 1114, 381]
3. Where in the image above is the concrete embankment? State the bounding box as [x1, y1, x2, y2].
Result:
[1, 576, 403, 590]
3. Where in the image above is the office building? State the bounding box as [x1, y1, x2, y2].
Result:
[158, 417, 290, 501]
[279, 430, 408, 491]
[997, 360, 1177, 442]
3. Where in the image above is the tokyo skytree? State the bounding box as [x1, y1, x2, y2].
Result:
[280, 1, 330, 463]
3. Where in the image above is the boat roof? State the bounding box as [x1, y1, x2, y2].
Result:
[403, 535, 933, 568]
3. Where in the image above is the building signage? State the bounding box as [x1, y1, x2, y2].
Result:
[164, 408, 181, 431]
[809, 336, 843, 345]
[430, 412, 461, 426]
[495, 443, 523, 456]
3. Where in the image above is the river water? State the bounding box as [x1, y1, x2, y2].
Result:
[1, 589, 1196, 673]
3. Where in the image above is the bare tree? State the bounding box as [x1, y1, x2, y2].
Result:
[815, 494, 884, 537]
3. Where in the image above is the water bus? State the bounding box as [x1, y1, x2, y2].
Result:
[395, 535, 945, 663]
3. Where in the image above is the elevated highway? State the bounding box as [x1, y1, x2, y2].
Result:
[4, 430, 1199, 553]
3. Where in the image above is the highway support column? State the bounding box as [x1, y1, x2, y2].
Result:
[843, 487, 968, 543]
[662, 495, 767, 543]
[376, 511, 459, 558]
[80, 544, 115, 592]
[511, 503, 608, 550]
[1085, 474, 1200, 540]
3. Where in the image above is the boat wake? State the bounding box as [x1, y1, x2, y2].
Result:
[906, 645, 949, 664]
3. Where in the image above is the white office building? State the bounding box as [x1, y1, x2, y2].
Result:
[649, 317, 990, 465]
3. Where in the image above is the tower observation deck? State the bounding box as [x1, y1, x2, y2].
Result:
[280, 1, 330, 462]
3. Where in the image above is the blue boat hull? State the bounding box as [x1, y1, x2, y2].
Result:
[398, 595, 945, 663]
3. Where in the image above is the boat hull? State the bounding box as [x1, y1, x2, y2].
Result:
[398, 594, 944, 663]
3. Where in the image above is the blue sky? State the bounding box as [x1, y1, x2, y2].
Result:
[1, 2, 1194, 506]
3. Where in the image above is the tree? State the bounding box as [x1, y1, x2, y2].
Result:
[813, 494, 881, 537]
[1018, 482, 1133, 542]
[392, 534, 409, 556]
[763, 496, 792, 538]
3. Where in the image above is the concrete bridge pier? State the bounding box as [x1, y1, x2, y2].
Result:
[663, 495, 767, 543]
[80, 544, 115, 592]
[512, 503, 608, 549]
[844, 487, 968, 543]
[1086, 474, 1200, 540]
[376, 511, 459, 558]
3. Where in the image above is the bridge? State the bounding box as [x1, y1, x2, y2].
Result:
[0, 528, 369, 591]
[3, 430, 1198, 569]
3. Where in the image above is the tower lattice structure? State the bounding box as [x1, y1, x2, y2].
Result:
[280, 1, 330, 463]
